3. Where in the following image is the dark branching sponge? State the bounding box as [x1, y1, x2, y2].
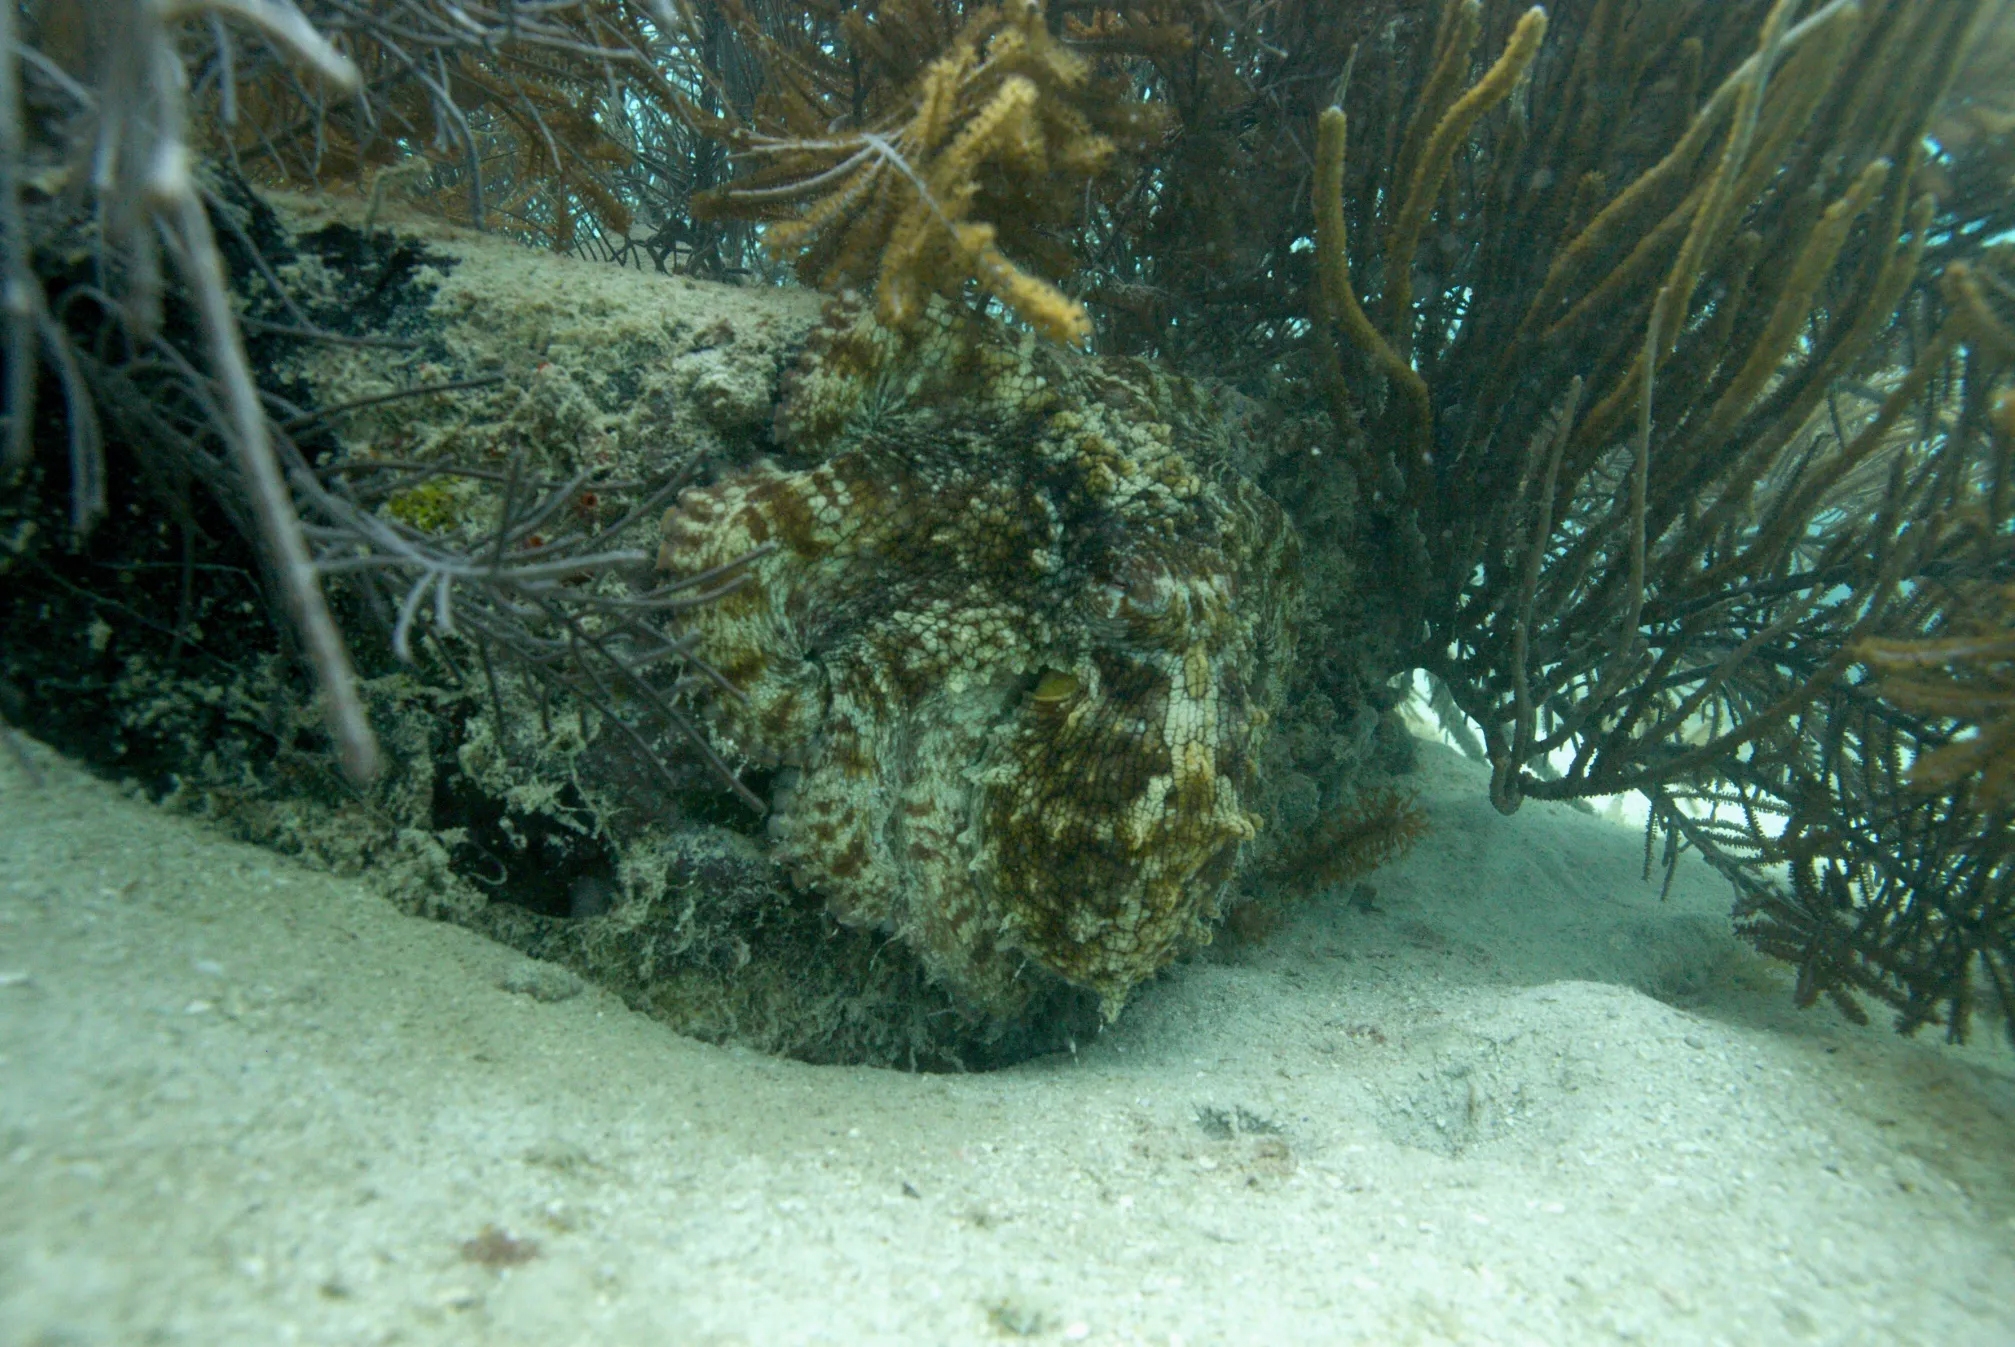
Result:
[658, 306, 1301, 1019]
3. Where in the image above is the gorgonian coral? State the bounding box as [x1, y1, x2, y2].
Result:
[692, 0, 1168, 345]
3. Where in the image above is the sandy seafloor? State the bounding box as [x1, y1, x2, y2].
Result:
[1, 732, 2011, 1347]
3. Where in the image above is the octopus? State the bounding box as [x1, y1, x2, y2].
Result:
[658, 307, 1301, 1020]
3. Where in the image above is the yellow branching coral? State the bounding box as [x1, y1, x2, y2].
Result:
[1313, 106, 1431, 452]
[696, 0, 1165, 344]
[1380, 3, 1548, 342]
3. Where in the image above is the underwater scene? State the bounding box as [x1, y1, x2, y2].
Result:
[2, 0, 2013, 1341]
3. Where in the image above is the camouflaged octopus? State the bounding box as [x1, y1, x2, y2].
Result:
[658, 309, 1300, 1020]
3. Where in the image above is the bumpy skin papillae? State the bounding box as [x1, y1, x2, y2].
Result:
[658, 312, 1300, 1019]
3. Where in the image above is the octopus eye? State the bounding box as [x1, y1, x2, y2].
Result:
[1128, 573, 1169, 611]
[1031, 668, 1080, 704]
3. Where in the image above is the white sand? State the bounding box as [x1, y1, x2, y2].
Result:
[2, 733, 2011, 1346]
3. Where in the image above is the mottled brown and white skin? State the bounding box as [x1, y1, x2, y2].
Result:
[659, 308, 1301, 1019]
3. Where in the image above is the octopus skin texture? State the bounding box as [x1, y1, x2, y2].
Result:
[658, 324, 1301, 1019]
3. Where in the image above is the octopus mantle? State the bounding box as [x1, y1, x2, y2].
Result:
[659, 326, 1299, 1019]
